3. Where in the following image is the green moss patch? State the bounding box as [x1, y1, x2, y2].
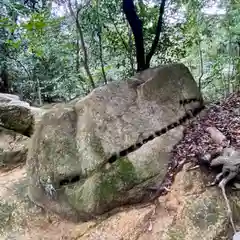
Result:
[97, 157, 139, 203]
[166, 227, 185, 240]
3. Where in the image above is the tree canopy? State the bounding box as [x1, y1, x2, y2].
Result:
[0, 0, 239, 105]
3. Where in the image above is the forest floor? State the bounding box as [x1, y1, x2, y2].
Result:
[0, 91, 239, 240]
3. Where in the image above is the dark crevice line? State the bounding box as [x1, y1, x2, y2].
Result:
[179, 97, 203, 105]
[108, 99, 204, 164]
[59, 98, 205, 186]
[59, 175, 80, 186]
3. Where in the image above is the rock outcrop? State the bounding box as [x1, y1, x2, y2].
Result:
[0, 90, 239, 240]
[80, 164, 240, 240]
[27, 63, 204, 221]
[0, 94, 47, 170]
[1, 162, 240, 240]
[0, 94, 34, 136]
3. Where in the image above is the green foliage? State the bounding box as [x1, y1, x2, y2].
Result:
[0, 0, 239, 104]
[175, 0, 240, 100]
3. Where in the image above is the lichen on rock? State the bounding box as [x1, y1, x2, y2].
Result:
[26, 63, 203, 221]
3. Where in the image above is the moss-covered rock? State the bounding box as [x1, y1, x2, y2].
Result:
[27, 63, 203, 221]
[139, 163, 240, 240]
[0, 104, 33, 136]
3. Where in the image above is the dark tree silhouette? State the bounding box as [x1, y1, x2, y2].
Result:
[123, 0, 145, 71]
[0, 66, 9, 93]
[123, 0, 166, 72]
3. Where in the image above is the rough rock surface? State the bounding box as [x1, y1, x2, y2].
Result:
[0, 94, 47, 170]
[0, 93, 30, 108]
[0, 94, 34, 136]
[138, 163, 240, 240]
[30, 106, 48, 124]
[0, 126, 29, 170]
[0, 91, 239, 239]
[27, 63, 203, 221]
[0, 163, 239, 240]
[0, 93, 20, 102]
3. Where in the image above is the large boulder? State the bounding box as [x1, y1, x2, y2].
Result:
[27, 63, 204, 221]
[0, 94, 34, 136]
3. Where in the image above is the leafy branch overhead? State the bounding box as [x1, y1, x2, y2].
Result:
[0, 0, 239, 104]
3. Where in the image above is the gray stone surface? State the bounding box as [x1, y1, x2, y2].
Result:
[27, 63, 203, 221]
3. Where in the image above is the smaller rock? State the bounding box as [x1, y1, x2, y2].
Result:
[79, 205, 155, 240]
[0, 94, 34, 136]
[0, 104, 33, 136]
[0, 93, 30, 108]
[206, 126, 226, 144]
[0, 93, 20, 103]
[0, 127, 29, 170]
[8, 100, 30, 109]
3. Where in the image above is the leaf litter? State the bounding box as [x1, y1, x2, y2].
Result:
[152, 91, 240, 197]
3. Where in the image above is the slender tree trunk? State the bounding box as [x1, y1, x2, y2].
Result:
[76, 10, 95, 89]
[198, 39, 203, 91]
[145, 0, 166, 68]
[76, 31, 80, 72]
[97, 0, 107, 85]
[36, 78, 42, 106]
[68, 0, 95, 89]
[0, 65, 9, 93]
[123, 0, 145, 72]
[0, 42, 9, 93]
[128, 25, 135, 75]
[98, 33, 107, 85]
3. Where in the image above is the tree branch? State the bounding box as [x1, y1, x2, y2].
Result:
[107, 10, 130, 54]
[106, 9, 134, 73]
[96, 0, 107, 85]
[198, 39, 203, 91]
[123, 0, 145, 71]
[68, 0, 95, 89]
[145, 0, 166, 68]
[7, 54, 32, 81]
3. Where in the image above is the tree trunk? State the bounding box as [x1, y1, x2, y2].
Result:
[145, 0, 166, 68]
[76, 29, 80, 72]
[0, 65, 9, 93]
[128, 25, 135, 74]
[76, 10, 95, 89]
[123, 0, 166, 71]
[68, 0, 95, 89]
[36, 78, 43, 106]
[123, 0, 145, 72]
[198, 39, 203, 91]
[97, 0, 107, 84]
